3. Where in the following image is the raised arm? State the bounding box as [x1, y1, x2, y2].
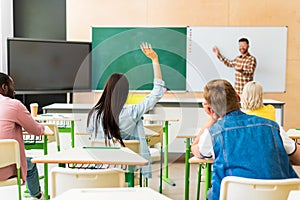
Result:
[212, 46, 235, 68]
[128, 43, 165, 121]
[140, 42, 162, 80]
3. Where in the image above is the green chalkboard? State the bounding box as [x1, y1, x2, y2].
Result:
[92, 27, 186, 90]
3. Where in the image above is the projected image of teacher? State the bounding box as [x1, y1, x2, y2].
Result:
[212, 38, 256, 95]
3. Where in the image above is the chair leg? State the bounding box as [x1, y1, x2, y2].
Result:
[145, 177, 148, 187]
[17, 169, 22, 200]
[204, 163, 212, 200]
[139, 171, 143, 187]
[196, 164, 202, 200]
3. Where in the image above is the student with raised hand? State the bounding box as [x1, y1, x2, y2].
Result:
[193, 79, 300, 200]
[241, 81, 275, 121]
[87, 42, 165, 178]
[0, 72, 45, 200]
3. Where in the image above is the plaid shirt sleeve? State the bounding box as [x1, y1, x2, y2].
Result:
[218, 54, 235, 68]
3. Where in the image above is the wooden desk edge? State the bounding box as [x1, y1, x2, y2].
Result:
[143, 118, 179, 122]
[23, 132, 54, 136]
[35, 117, 81, 122]
[31, 159, 148, 166]
[176, 135, 197, 138]
[189, 157, 214, 164]
[289, 135, 300, 139]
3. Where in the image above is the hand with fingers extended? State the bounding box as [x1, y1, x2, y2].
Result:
[140, 42, 162, 80]
[212, 46, 220, 57]
[140, 42, 158, 61]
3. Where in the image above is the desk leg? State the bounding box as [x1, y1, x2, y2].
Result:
[44, 163, 49, 200]
[162, 121, 176, 186]
[71, 121, 75, 148]
[184, 138, 191, 200]
[281, 104, 284, 126]
[159, 142, 163, 193]
[43, 136, 49, 200]
[196, 164, 202, 200]
[127, 166, 135, 187]
[203, 163, 212, 200]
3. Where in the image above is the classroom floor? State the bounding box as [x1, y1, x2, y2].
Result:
[1, 134, 300, 200]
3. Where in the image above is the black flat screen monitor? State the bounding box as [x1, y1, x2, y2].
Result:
[7, 38, 91, 92]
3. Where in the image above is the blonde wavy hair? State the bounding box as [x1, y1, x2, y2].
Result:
[241, 81, 264, 111]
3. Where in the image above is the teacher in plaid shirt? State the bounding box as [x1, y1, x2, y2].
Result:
[212, 38, 256, 95]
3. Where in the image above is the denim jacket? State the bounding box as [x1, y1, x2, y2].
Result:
[87, 79, 165, 178]
[209, 110, 298, 200]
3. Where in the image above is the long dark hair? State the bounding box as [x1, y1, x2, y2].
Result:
[87, 73, 129, 147]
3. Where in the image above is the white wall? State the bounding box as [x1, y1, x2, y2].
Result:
[0, 0, 13, 73]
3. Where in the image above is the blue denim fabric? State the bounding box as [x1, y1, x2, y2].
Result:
[26, 157, 41, 197]
[209, 110, 298, 200]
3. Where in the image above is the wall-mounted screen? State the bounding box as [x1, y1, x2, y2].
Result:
[7, 38, 91, 92]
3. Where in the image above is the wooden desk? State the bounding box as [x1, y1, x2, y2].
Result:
[24, 125, 54, 155]
[176, 128, 198, 200]
[157, 98, 285, 126]
[31, 147, 148, 200]
[52, 188, 171, 200]
[143, 114, 179, 192]
[43, 101, 284, 153]
[42, 103, 93, 114]
[34, 114, 80, 148]
[287, 129, 300, 140]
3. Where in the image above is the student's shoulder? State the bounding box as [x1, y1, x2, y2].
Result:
[248, 113, 278, 127]
[6, 97, 23, 107]
[264, 104, 275, 110]
[120, 105, 134, 116]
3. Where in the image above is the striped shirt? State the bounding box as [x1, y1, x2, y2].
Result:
[218, 52, 256, 94]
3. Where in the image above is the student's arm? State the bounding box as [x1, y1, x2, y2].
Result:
[129, 43, 165, 121]
[289, 144, 300, 165]
[191, 100, 218, 158]
[279, 126, 300, 165]
[191, 116, 217, 158]
[15, 101, 44, 135]
[192, 128, 214, 159]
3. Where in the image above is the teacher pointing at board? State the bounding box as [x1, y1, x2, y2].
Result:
[212, 38, 256, 95]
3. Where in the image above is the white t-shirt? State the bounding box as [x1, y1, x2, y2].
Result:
[198, 126, 296, 159]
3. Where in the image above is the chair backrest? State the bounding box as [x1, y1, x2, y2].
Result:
[0, 139, 20, 170]
[0, 139, 22, 200]
[41, 123, 60, 151]
[90, 140, 140, 154]
[123, 140, 140, 154]
[220, 176, 300, 200]
[144, 124, 163, 147]
[51, 167, 125, 198]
